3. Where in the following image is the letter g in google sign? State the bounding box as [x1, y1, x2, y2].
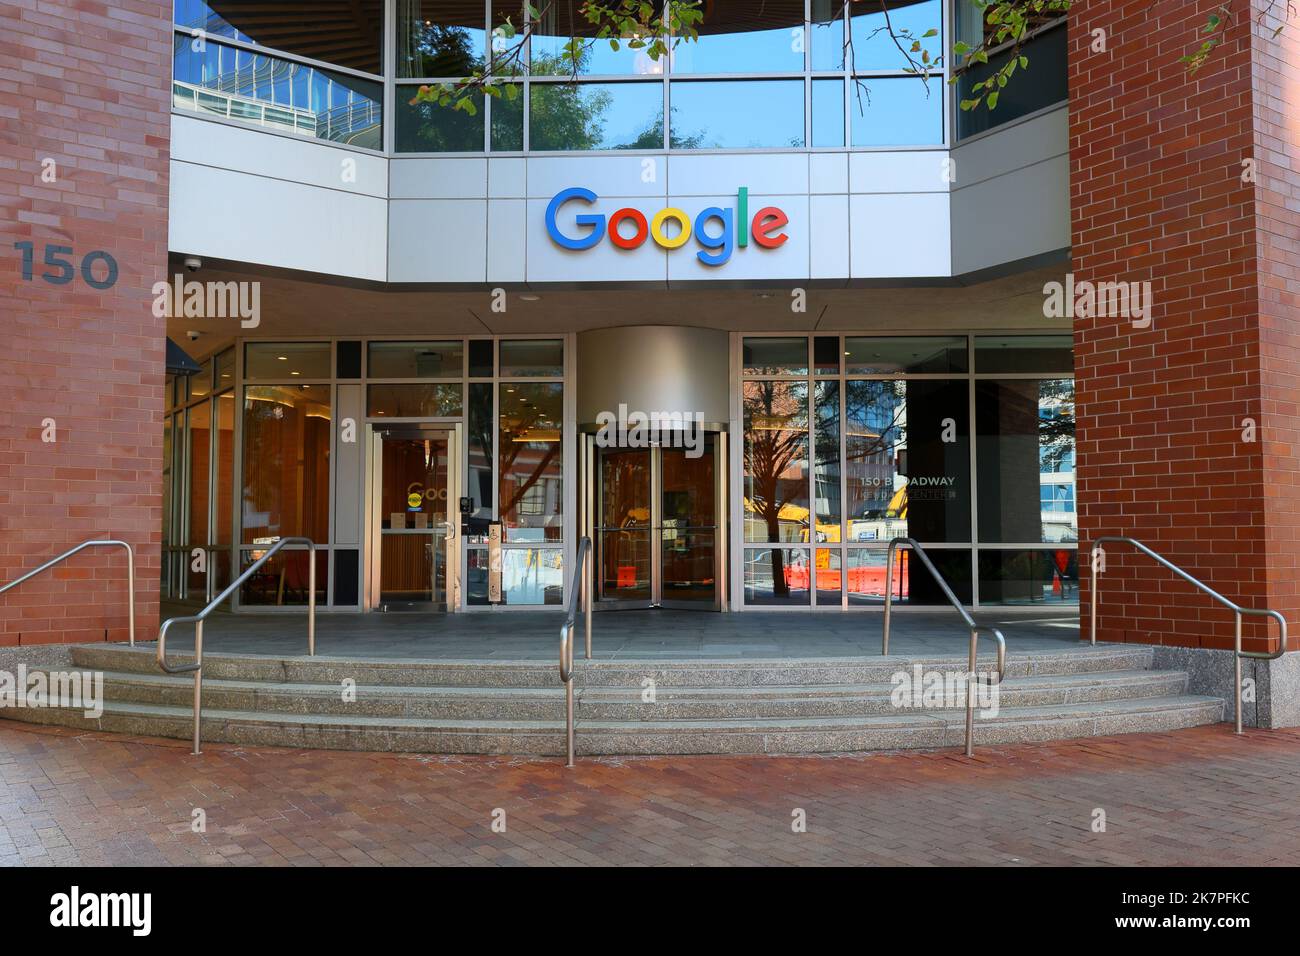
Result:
[544, 187, 788, 267]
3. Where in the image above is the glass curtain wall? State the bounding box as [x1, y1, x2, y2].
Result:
[741, 333, 1075, 607]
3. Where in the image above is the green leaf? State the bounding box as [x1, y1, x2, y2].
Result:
[987, 90, 999, 109]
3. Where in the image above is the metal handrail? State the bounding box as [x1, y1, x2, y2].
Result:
[881, 537, 1007, 757]
[157, 536, 316, 755]
[559, 536, 593, 768]
[1089, 536, 1288, 734]
[0, 539, 136, 646]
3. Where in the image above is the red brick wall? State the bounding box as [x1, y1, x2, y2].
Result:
[1071, 0, 1296, 651]
[0, 1, 172, 645]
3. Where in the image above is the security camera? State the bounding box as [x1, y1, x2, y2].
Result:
[186, 331, 201, 342]
[183, 256, 202, 273]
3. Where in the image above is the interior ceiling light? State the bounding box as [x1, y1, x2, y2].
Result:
[519, 294, 541, 302]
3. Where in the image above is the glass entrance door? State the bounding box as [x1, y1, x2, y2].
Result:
[594, 437, 721, 610]
[372, 427, 458, 611]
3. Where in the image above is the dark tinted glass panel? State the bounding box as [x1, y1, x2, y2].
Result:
[241, 385, 331, 544]
[215, 348, 235, 385]
[958, 23, 1067, 140]
[333, 549, 360, 605]
[396, 0, 485, 77]
[491, 85, 525, 150]
[499, 383, 563, 541]
[368, 341, 464, 378]
[744, 337, 807, 376]
[671, 0, 805, 74]
[500, 339, 563, 377]
[172, 37, 382, 149]
[670, 81, 804, 149]
[812, 78, 845, 147]
[975, 379, 1076, 544]
[850, 76, 943, 147]
[744, 548, 811, 606]
[466, 382, 494, 540]
[814, 336, 841, 375]
[844, 336, 966, 375]
[245, 342, 331, 380]
[468, 340, 494, 377]
[368, 384, 464, 417]
[174, 0, 384, 74]
[191, 359, 212, 398]
[530, 1, 657, 75]
[848, 0, 942, 71]
[845, 379, 970, 543]
[743, 381, 809, 543]
[978, 549, 1079, 604]
[395, 88, 483, 152]
[975, 335, 1074, 374]
[847, 547, 972, 605]
[530, 82, 664, 150]
[466, 549, 490, 605]
[336, 340, 362, 379]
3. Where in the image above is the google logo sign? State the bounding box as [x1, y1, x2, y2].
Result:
[545, 186, 789, 267]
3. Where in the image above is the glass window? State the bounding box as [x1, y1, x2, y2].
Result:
[847, 546, 972, 605]
[844, 336, 967, 375]
[186, 401, 211, 596]
[530, 81, 664, 150]
[241, 384, 331, 544]
[957, 23, 1067, 140]
[367, 384, 464, 418]
[368, 341, 464, 378]
[500, 548, 564, 605]
[814, 381, 841, 542]
[239, 548, 328, 606]
[743, 380, 809, 543]
[845, 379, 970, 544]
[499, 383, 563, 541]
[975, 379, 1076, 544]
[395, 88, 483, 152]
[500, 339, 563, 377]
[215, 347, 235, 386]
[174, 0, 384, 75]
[816, 547, 842, 605]
[244, 342, 331, 380]
[672, 0, 805, 74]
[850, 76, 943, 146]
[395, 0, 485, 78]
[814, 336, 841, 375]
[468, 340, 495, 378]
[530, 1, 661, 76]
[848, 0, 942, 72]
[191, 358, 213, 398]
[491, 85, 525, 150]
[812, 78, 845, 147]
[811, 0, 847, 71]
[975, 335, 1074, 374]
[978, 549, 1078, 604]
[466, 382, 494, 540]
[214, 394, 235, 548]
[744, 548, 811, 606]
[744, 337, 808, 376]
[670, 80, 805, 149]
[172, 37, 383, 149]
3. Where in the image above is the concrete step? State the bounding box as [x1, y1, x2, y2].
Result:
[70, 643, 1157, 688]
[46, 666, 1188, 721]
[0, 692, 1224, 756]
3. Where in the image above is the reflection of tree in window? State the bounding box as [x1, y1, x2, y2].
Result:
[498, 384, 563, 540]
[1038, 379, 1075, 473]
[743, 381, 808, 596]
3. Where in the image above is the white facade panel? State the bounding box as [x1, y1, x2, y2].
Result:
[487, 200, 527, 283]
[849, 150, 952, 195]
[168, 160, 387, 281]
[810, 153, 849, 194]
[526, 196, 669, 284]
[809, 194, 850, 280]
[665, 154, 809, 197]
[488, 158, 527, 198]
[389, 158, 487, 199]
[849, 193, 951, 278]
[525, 156, 668, 201]
[388, 199, 487, 283]
[665, 194, 809, 282]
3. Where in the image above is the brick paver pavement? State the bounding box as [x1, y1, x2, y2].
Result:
[2, 720, 1299, 866]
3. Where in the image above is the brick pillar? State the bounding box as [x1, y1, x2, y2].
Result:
[1070, 0, 1299, 652]
[0, 1, 172, 645]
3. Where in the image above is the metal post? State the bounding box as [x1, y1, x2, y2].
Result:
[882, 541, 895, 656]
[966, 627, 977, 757]
[192, 620, 204, 756]
[1089, 546, 1099, 645]
[565, 625, 575, 768]
[308, 546, 316, 656]
[125, 543, 136, 647]
[584, 545, 592, 661]
[1234, 610, 1243, 735]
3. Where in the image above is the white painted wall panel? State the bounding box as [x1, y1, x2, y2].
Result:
[389, 158, 487, 199]
[388, 199, 487, 282]
[666, 154, 809, 197]
[487, 200, 527, 283]
[849, 193, 951, 278]
[809, 194, 850, 280]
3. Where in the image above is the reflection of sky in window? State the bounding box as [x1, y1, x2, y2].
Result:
[812, 79, 844, 146]
[849, 0, 942, 71]
[850, 77, 942, 146]
[810, 7, 845, 71]
[671, 25, 806, 74]
[530, 34, 660, 75]
[530, 82, 663, 150]
[670, 81, 804, 149]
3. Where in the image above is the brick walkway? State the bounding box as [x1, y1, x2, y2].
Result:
[1, 720, 1299, 866]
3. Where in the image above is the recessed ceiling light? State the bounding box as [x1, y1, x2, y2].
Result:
[277, 356, 288, 361]
[756, 292, 774, 299]
[520, 294, 541, 302]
